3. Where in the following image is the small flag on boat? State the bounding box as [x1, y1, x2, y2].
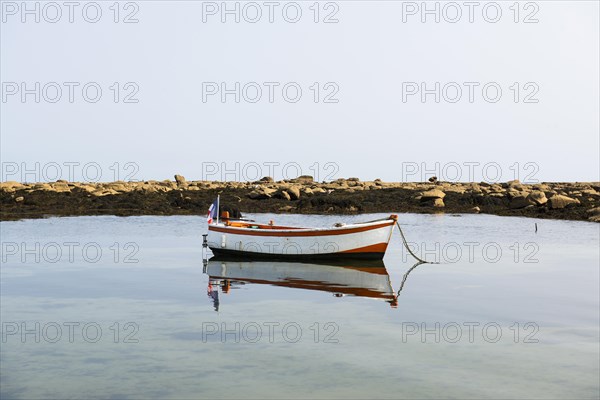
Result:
[207, 198, 218, 224]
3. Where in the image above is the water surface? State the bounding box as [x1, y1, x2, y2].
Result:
[1, 214, 598, 399]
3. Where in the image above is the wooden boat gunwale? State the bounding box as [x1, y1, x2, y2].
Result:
[209, 216, 397, 237]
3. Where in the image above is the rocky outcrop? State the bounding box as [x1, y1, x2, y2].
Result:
[1, 178, 598, 222]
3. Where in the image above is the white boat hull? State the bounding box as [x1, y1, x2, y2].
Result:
[207, 217, 396, 260]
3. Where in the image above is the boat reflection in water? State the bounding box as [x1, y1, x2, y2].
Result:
[204, 258, 424, 311]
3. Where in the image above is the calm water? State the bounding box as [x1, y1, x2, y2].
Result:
[1, 213, 599, 399]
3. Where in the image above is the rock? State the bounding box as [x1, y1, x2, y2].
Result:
[548, 195, 580, 209]
[174, 174, 186, 184]
[466, 183, 483, 194]
[506, 189, 521, 198]
[470, 206, 481, 213]
[347, 177, 360, 182]
[286, 186, 301, 200]
[106, 182, 131, 192]
[91, 189, 117, 197]
[295, 175, 313, 184]
[589, 215, 600, 223]
[374, 179, 383, 186]
[420, 197, 444, 207]
[79, 185, 96, 193]
[52, 183, 71, 192]
[421, 189, 446, 199]
[159, 181, 177, 190]
[260, 176, 274, 183]
[431, 198, 445, 207]
[428, 176, 438, 183]
[302, 188, 314, 196]
[33, 183, 52, 191]
[247, 190, 265, 199]
[510, 195, 535, 209]
[527, 190, 547, 205]
[15, 196, 24, 203]
[444, 186, 466, 194]
[141, 185, 159, 193]
[247, 187, 277, 200]
[279, 190, 291, 201]
[278, 205, 295, 212]
[311, 187, 327, 194]
[0, 181, 23, 189]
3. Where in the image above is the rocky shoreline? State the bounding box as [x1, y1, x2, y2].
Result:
[1, 175, 599, 223]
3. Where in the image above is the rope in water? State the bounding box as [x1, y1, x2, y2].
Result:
[396, 260, 424, 296]
[395, 221, 439, 264]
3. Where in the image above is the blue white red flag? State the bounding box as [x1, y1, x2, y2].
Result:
[207, 198, 218, 224]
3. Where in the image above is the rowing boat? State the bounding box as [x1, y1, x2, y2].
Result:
[206, 214, 398, 260]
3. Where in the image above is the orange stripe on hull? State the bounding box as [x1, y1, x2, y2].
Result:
[209, 220, 394, 237]
[340, 242, 389, 254]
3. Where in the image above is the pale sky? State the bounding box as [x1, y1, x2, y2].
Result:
[1, 1, 599, 183]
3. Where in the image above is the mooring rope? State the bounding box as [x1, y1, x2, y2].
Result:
[396, 260, 424, 296]
[395, 221, 439, 264]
